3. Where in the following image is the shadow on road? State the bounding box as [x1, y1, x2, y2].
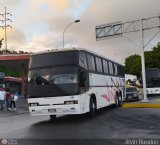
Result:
[31, 105, 117, 126]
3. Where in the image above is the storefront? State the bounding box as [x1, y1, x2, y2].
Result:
[0, 54, 31, 95]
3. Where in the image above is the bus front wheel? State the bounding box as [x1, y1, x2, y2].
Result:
[50, 115, 56, 120]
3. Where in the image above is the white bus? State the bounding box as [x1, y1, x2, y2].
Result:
[27, 48, 125, 119]
[146, 68, 160, 95]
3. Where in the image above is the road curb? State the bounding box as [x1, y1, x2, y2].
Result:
[0, 110, 29, 117]
[122, 103, 160, 108]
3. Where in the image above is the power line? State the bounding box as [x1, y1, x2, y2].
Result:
[0, 6, 12, 53]
[96, 15, 160, 102]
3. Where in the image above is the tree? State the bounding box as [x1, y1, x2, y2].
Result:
[124, 54, 141, 77]
[0, 38, 3, 49]
[0, 38, 12, 54]
[124, 42, 160, 77]
[0, 65, 21, 77]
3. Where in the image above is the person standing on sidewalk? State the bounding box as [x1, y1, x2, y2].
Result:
[0, 87, 6, 111]
[5, 87, 12, 110]
[10, 91, 18, 111]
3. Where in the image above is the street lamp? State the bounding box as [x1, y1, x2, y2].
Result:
[63, 19, 80, 48]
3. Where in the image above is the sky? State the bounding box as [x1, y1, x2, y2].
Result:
[0, 0, 160, 64]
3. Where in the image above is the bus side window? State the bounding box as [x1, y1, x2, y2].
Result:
[103, 59, 109, 74]
[114, 64, 118, 75]
[79, 52, 88, 70]
[108, 61, 113, 75]
[87, 54, 96, 72]
[95, 57, 103, 73]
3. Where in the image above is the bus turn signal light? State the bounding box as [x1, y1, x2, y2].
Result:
[29, 103, 39, 106]
[64, 100, 78, 105]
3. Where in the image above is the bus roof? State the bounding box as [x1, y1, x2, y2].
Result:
[31, 47, 123, 66]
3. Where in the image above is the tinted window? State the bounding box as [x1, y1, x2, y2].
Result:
[121, 66, 124, 76]
[103, 60, 109, 74]
[28, 66, 79, 97]
[95, 57, 103, 73]
[29, 51, 78, 69]
[87, 54, 96, 71]
[108, 62, 113, 75]
[79, 52, 88, 69]
[126, 87, 137, 92]
[114, 64, 118, 75]
[118, 65, 124, 76]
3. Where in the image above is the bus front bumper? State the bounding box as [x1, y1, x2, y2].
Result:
[29, 105, 81, 116]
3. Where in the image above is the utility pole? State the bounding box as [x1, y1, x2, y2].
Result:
[0, 7, 12, 53]
[96, 15, 160, 102]
[139, 19, 147, 102]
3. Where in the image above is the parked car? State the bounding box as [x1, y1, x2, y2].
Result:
[125, 87, 139, 101]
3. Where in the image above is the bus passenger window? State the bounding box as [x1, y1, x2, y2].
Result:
[114, 64, 118, 75]
[87, 54, 96, 71]
[79, 52, 88, 69]
[103, 60, 109, 74]
[95, 57, 103, 73]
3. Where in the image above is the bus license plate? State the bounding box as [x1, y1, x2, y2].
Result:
[48, 109, 56, 113]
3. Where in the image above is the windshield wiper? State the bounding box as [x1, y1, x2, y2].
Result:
[36, 76, 50, 85]
[51, 74, 74, 84]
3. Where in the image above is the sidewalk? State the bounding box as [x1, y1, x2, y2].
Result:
[122, 95, 160, 108]
[0, 96, 29, 117]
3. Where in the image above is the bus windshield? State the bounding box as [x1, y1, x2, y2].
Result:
[27, 66, 79, 98]
[147, 79, 160, 88]
[52, 74, 77, 84]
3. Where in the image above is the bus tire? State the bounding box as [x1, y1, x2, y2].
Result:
[89, 97, 96, 118]
[119, 91, 123, 107]
[50, 115, 56, 120]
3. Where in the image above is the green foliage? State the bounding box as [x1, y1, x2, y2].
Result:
[0, 38, 3, 49]
[124, 42, 160, 77]
[0, 65, 21, 77]
[124, 54, 141, 77]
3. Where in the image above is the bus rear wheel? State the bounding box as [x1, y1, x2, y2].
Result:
[50, 115, 56, 120]
[89, 97, 96, 118]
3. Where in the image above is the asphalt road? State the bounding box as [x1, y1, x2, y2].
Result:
[0, 107, 160, 145]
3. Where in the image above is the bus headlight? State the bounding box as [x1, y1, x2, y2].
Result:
[28, 77, 31, 82]
[29, 103, 39, 106]
[64, 100, 78, 105]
